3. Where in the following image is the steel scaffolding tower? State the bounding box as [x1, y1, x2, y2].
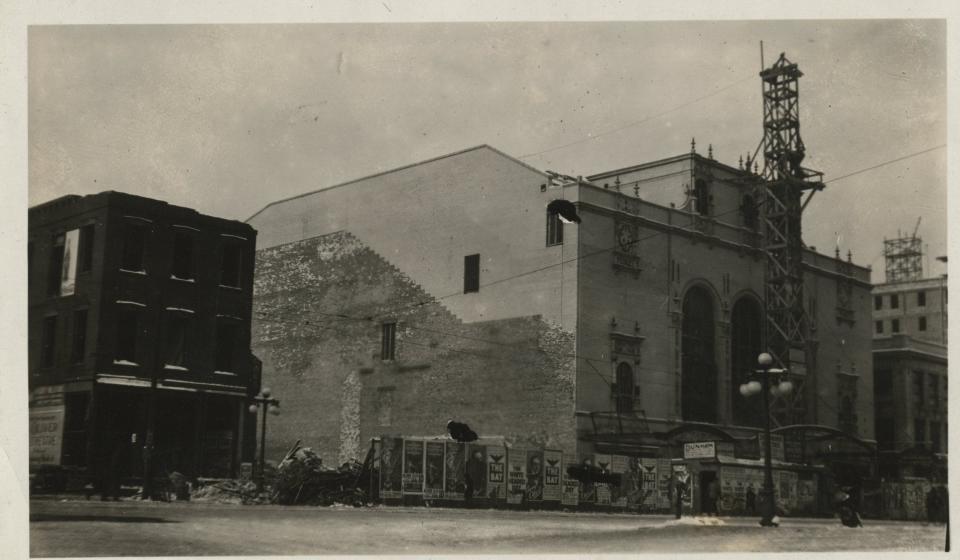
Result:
[884, 235, 923, 283]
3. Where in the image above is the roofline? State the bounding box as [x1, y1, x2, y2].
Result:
[245, 144, 547, 223]
[587, 152, 749, 182]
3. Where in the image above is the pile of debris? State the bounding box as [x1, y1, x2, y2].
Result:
[273, 446, 368, 506]
[192, 479, 263, 505]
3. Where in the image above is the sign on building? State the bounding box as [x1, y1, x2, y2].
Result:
[29, 405, 65, 465]
[757, 433, 786, 462]
[683, 441, 716, 459]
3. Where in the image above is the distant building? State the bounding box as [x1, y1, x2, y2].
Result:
[872, 276, 948, 345]
[249, 145, 875, 514]
[28, 191, 259, 484]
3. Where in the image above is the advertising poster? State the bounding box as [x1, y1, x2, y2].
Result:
[444, 441, 466, 500]
[542, 450, 563, 502]
[609, 455, 629, 508]
[640, 458, 659, 508]
[594, 454, 612, 505]
[424, 441, 445, 499]
[578, 455, 596, 505]
[402, 439, 424, 494]
[673, 464, 693, 508]
[525, 449, 544, 502]
[60, 229, 80, 296]
[797, 479, 817, 509]
[486, 445, 507, 500]
[465, 444, 487, 500]
[507, 448, 527, 504]
[776, 470, 798, 510]
[561, 456, 579, 507]
[657, 458, 673, 509]
[29, 406, 65, 465]
[380, 436, 404, 499]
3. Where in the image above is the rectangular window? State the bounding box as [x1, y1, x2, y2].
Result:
[70, 309, 88, 364]
[220, 242, 242, 288]
[172, 231, 195, 280]
[546, 210, 563, 246]
[116, 309, 139, 363]
[918, 316, 927, 331]
[121, 223, 147, 271]
[165, 315, 190, 368]
[917, 290, 927, 307]
[215, 321, 239, 372]
[79, 224, 95, 272]
[874, 295, 882, 310]
[891, 319, 900, 333]
[890, 294, 899, 309]
[47, 233, 65, 296]
[381, 322, 396, 361]
[875, 320, 883, 335]
[40, 315, 57, 368]
[915, 418, 927, 447]
[463, 254, 480, 293]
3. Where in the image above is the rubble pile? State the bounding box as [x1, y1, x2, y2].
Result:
[192, 479, 263, 505]
[273, 447, 367, 506]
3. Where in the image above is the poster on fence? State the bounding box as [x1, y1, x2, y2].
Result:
[465, 444, 487, 500]
[777, 470, 798, 510]
[507, 448, 527, 504]
[380, 436, 404, 499]
[444, 441, 466, 500]
[486, 446, 507, 500]
[594, 454, 611, 505]
[561, 456, 579, 507]
[424, 441, 445, 499]
[578, 455, 596, 505]
[542, 450, 562, 502]
[797, 478, 817, 510]
[640, 458, 659, 508]
[402, 439, 424, 494]
[525, 449, 544, 502]
[657, 458, 673, 510]
[609, 455, 629, 508]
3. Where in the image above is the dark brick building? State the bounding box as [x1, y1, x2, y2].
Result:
[28, 191, 259, 483]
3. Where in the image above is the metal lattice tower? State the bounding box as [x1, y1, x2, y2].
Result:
[757, 53, 824, 425]
[884, 234, 923, 283]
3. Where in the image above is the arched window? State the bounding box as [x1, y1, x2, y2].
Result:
[694, 179, 710, 216]
[731, 297, 764, 427]
[741, 194, 758, 230]
[615, 362, 634, 414]
[682, 286, 717, 422]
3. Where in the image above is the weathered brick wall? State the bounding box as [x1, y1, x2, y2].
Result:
[253, 231, 577, 464]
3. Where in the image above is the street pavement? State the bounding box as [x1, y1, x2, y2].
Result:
[30, 497, 947, 556]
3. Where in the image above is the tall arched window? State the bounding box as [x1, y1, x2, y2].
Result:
[682, 286, 717, 422]
[731, 297, 764, 427]
[615, 362, 634, 414]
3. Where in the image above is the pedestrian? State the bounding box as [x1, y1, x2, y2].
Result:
[671, 471, 687, 519]
[836, 486, 863, 528]
[465, 450, 485, 507]
[745, 485, 756, 515]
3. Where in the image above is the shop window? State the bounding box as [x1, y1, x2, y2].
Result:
[381, 322, 396, 361]
[681, 286, 717, 422]
[220, 242, 242, 288]
[614, 362, 634, 414]
[546, 209, 564, 246]
[919, 316, 927, 331]
[40, 315, 57, 368]
[121, 222, 147, 272]
[116, 309, 139, 364]
[165, 315, 191, 368]
[70, 309, 88, 364]
[79, 224, 95, 272]
[215, 321, 240, 372]
[875, 320, 883, 335]
[917, 290, 927, 307]
[172, 231, 195, 281]
[463, 254, 480, 293]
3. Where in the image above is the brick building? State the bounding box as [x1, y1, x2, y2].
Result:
[28, 192, 259, 484]
[248, 145, 875, 512]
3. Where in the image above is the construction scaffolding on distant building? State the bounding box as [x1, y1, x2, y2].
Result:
[884, 230, 924, 283]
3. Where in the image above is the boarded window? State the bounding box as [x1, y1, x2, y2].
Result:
[165, 315, 190, 367]
[463, 254, 480, 293]
[681, 286, 717, 422]
[220, 242, 242, 288]
[121, 223, 147, 271]
[172, 231, 195, 280]
[79, 224, 95, 272]
[546, 209, 563, 246]
[40, 315, 57, 368]
[71, 309, 88, 364]
[215, 321, 239, 372]
[381, 322, 396, 361]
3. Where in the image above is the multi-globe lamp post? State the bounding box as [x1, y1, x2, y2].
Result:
[248, 388, 280, 493]
[739, 352, 793, 527]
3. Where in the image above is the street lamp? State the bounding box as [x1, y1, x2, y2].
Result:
[248, 387, 280, 493]
[739, 352, 792, 527]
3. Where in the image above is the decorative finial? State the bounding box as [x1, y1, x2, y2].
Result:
[708, 144, 714, 160]
[614, 175, 621, 193]
[691, 137, 696, 154]
[754, 161, 759, 174]
[738, 154, 743, 169]
[847, 250, 853, 263]
[633, 185, 639, 197]
[835, 246, 840, 259]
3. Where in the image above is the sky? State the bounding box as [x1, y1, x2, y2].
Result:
[28, 19, 947, 278]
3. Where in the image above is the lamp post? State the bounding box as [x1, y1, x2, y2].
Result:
[248, 388, 280, 493]
[739, 352, 793, 527]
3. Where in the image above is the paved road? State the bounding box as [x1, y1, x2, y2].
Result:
[30, 498, 947, 556]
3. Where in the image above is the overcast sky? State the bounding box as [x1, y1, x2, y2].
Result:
[28, 20, 947, 278]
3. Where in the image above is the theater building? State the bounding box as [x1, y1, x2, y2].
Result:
[28, 191, 259, 485]
[249, 144, 874, 513]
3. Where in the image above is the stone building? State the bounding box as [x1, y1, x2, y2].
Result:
[28, 191, 259, 485]
[248, 144, 875, 511]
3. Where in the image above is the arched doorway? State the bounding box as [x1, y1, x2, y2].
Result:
[731, 297, 764, 427]
[682, 286, 717, 422]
